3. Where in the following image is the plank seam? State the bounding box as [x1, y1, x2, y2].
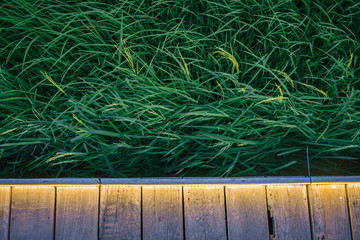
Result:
[306, 185, 314, 240]
[223, 186, 229, 240]
[97, 185, 101, 240]
[53, 186, 57, 240]
[264, 185, 275, 239]
[181, 186, 185, 240]
[7, 186, 12, 240]
[345, 184, 354, 239]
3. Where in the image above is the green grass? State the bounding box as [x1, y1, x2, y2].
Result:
[0, 0, 359, 177]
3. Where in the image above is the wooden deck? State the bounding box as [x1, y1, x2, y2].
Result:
[0, 177, 359, 240]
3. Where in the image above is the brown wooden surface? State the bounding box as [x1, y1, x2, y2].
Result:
[266, 185, 312, 240]
[0, 187, 10, 240]
[226, 185, 269, 240]
[346, 184, 360, 240]
[142, 186, 183, 240]
[55, 186, 99, 240]
[308, 184, 352, 240]
[0, 182, 359, 240]
[99, 186, 141, 240]
[183, 185, 227, 240]
[9, 186, 55, 240]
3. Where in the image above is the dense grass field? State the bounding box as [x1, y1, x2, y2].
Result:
[1, 0, 359, 177]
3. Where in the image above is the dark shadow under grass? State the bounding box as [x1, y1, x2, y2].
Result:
[0, 0, 359, 177]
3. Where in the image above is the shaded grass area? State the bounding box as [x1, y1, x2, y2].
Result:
[0, 0, 359, 177]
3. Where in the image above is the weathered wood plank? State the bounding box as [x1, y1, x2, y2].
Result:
[308, 184, 351, 240]
[55, 186, 99, 240]
[9, 186, 55, 240]
[226, 185, 269, 239]
[0, 187, 10, 240]
[347, 184, 360, 240]
[266, 185, 311, 240]
[183, 185, 227, 240]
[142, 186, 183, 240]
[99, 186, 141, 240]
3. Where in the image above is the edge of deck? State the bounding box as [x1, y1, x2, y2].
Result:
[0, 176, 359, 185]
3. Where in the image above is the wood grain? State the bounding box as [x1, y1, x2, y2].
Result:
[346, 184, 360, 240]
[226, 185, 269, 239]
[308, 184, 351, 240]
[0, 187, 10, 240]
[346, 184, 360, 239]
[266, 185, 311, 240]
[99, 185, 141, 240]
[55, 186, 99, 240]
[9, 186, 55, 240]
[183, 185, 227, 240]
[142, 186, 183, 240]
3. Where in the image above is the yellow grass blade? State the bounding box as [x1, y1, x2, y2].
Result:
[46, 153, 75, 163]
[258, 97, 289, 104]
[298, 82, 327, 97]
[178, 49, 190, 75]
[115, 40, 145, 76]
[348, 50, 353, 68]
[216, 80, 224, 96]
[146, 110, 159, 116]
[272, 69, 294, 87]
[213, 47, 240, 73]
[275, 83, 283, 102]
[258, 84, 288, 104]
[0, 128, 18, 135]
[72, 113, 84, 125]
[216, 80, 223, 89]
[258, 97, 280, 104]
[40, 71, 65, 93]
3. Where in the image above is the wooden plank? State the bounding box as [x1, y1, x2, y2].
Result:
[55, 186, 99, 240]
[308, 184, 351, 240]
[142, 186, 183, 240]
[266, 185, 311, 239]
[9, 186, 55, 240]
[183, 185, 227, 240]
[99, 186, 141, 240]
[226, 185, 269, 239]
[0, 187, 10, 240]
[347, 184, 360, 240]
